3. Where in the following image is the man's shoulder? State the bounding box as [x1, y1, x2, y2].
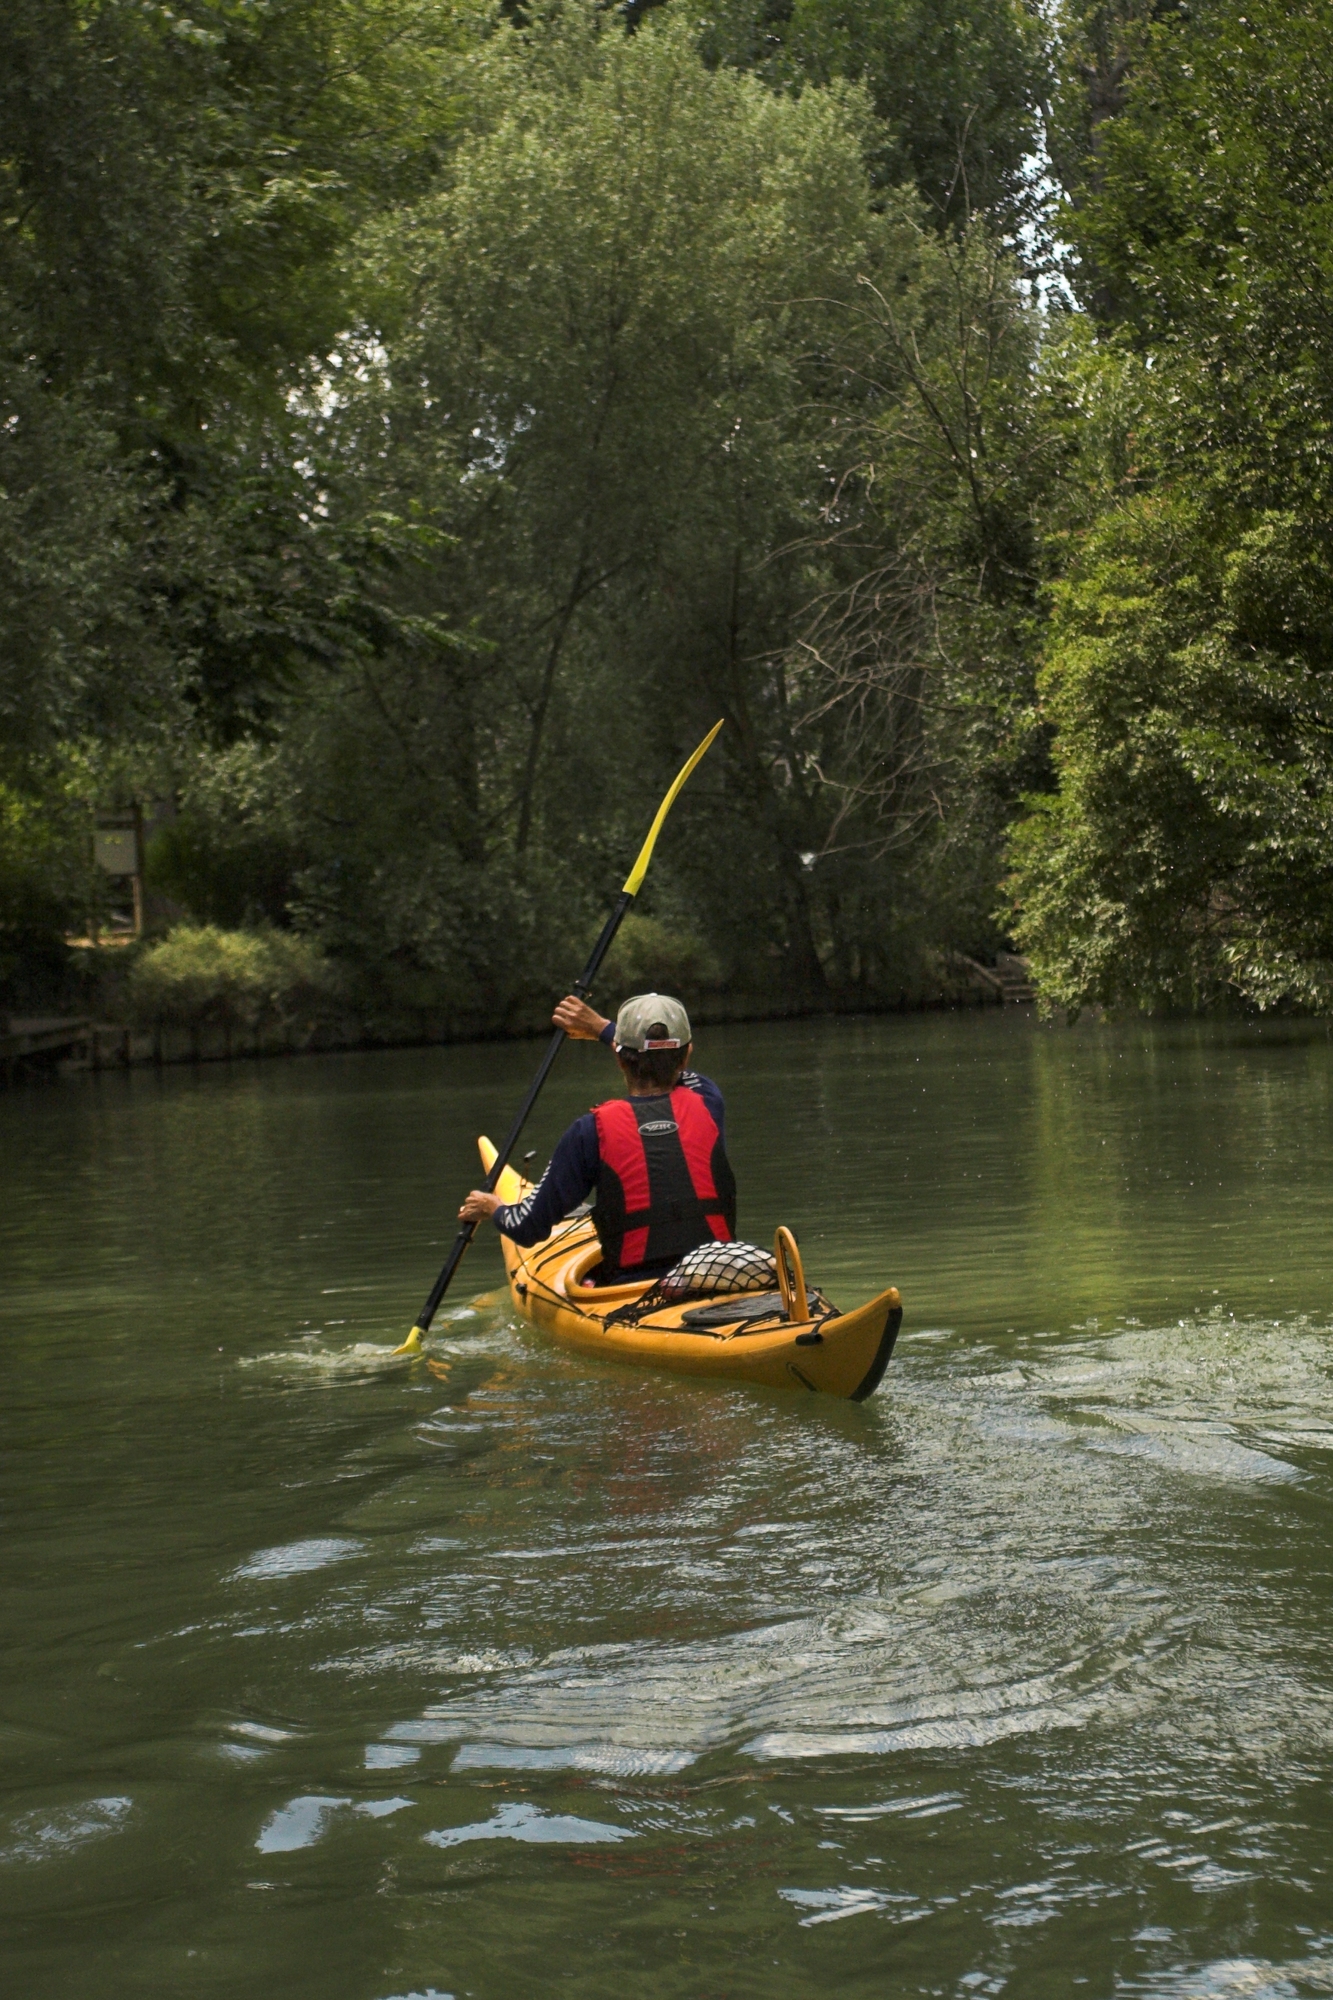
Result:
[677, 1070, 724, 1113]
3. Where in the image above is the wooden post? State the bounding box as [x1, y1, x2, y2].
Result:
[131, 801, 146, 937]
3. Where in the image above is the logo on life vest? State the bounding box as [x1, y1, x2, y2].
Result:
[638, 1119, 678, 1135]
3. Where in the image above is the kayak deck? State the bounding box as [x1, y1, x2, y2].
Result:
[478, 1137, 902, 1400]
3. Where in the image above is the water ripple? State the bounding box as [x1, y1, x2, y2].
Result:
[232, 1537, 365, 1580]
[1, 1796, 133, 1866]
[423, 1802, 631, 1848]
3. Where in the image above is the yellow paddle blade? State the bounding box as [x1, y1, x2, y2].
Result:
[393, 1326, 425, 1356]
[621, 720, 724, 896]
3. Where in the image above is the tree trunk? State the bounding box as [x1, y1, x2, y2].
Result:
[718, 547, 829, 995]
[516, 569, 586, 854]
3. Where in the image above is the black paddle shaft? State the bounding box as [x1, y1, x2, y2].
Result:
[411, 891, 633, 1335]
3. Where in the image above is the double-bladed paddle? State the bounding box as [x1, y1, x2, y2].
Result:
[394, 719, 724, 1355]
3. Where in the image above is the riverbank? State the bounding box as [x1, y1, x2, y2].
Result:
[2, 955, 1024, 1084]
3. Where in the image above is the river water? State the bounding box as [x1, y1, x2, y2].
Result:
[5, 1011, 1333, 1999]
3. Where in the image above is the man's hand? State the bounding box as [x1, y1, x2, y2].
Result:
[459, 1189, 503, 1223]
[553, 994, 611, 1041]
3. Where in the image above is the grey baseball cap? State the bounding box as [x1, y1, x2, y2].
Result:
[613, 992, 692, 1053]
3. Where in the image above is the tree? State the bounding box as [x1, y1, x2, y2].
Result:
[288, 2, 890, 1007]
[698, 0, 1052, 226]
[1007, 1, 1333, 1012]
[0, 0, 1066, 1020]
[197, 3, 1054, 1016]
[0, 0, 470, 1000]
[1010, 495, 1333, 1012]
[773, 212, 1057, 981]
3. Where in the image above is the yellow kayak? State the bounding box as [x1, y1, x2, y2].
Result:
[478, 1137, 902, 1400]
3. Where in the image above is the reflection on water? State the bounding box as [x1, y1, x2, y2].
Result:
[2, 1796, 134, 1867]
[4, 1012, 1333, 1997]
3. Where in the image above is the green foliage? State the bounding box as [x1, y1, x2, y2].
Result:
[0, 0, 471, 763]
[1058, 0, 1330, 365]
[1011, 494, 1333, 1013]
[0, 779, 90, 1010]
[144, 817, 298, 932]
[596, 914, 722, 998]
[0, 358, 171, 764]
[339, 6, 1049, 1007]
[1045, 1, 1192, 228]
[1004, 0, 1333, 1015]
[0, 2, 474, 982]
[128, 924, 340, 1031]
[1, 0, 466, 414]
[0, 0, 1082, 1026]
[292, 4, 897, 1000]
[698, 0, 1051, 224]
[769, 206, 1059, 978]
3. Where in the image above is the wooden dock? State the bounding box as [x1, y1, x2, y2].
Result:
[0, 1017, 141, 1085]
[953, 953, 1036, 1006]
[995, 951, 1037, 1004]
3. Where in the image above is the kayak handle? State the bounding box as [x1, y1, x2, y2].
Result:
[774, 1226, 809, 1325]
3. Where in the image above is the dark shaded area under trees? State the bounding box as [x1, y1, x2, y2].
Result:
[5, 0, 1333, 1036]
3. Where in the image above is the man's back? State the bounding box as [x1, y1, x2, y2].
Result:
[458, 990, 735, 1284]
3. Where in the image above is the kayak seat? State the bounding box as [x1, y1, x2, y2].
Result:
[679, 1287, 825, 1330]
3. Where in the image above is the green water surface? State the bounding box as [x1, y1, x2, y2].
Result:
[4, 1011, 1333, 1999]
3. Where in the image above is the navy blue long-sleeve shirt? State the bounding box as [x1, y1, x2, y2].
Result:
[494, 1021, 726, 1250]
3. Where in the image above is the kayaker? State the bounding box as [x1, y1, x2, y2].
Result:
[458, 992, 736, 1285]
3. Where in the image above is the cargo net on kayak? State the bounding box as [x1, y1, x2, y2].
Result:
[604, 1239, 833, 1330]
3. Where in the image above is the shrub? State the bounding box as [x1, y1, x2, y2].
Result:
[128, 925, 340, 1034]
[594, 913, 722, 1001]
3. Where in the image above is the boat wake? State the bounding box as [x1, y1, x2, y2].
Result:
[239, 1308, 525, 1378]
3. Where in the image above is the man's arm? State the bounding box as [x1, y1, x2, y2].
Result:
[456, 996, 614, 1229]
[458, 1114, 599, 1246]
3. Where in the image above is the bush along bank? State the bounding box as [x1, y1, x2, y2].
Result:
[4, 918, 1008, 1083]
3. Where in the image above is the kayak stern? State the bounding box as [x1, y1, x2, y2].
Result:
[477, 1136, 902, 1401]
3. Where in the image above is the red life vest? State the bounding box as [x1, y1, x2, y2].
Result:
[592, 1087, 736, 1279]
